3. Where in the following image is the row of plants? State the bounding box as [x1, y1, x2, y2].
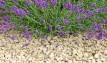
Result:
[0, 0, 107, 40]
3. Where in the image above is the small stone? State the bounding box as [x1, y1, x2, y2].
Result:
[73, 49, 77, 55]
[97, 60, 102, 63]
[49, 53, 54, 58]
[73, 59, 77, 63]
[68, 60, 73, 63]
[84, 53, 89, 58]
[88, 56, 93, 60]
[100, 58, 106, 62]
[92, 59, 96, 63]
[104, 50, 107, 55]
[94, 54, 99, 58]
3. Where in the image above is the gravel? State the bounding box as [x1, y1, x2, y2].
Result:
[0, 31, 107, 63]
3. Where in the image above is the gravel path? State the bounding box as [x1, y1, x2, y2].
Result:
[0, 31, 107, 63]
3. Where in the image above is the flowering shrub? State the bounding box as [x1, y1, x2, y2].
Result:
[0, 0, 107, 40]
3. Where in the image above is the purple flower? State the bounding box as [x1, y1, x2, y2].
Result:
[49, 25, 52, 32]
[88, 31, 94, 39]
[58, 30, 64, 36]
[85, 10, 94, 17]
[65, 31, 68, 34]
[9, 22, 15, 26]
[10, 36, 16, 40]
[68, 11, 72, 15]
[63, 2, 77, 10]
[22, 24, 28, 30]
[11, 5, 18, 12]
[1, 24, 9, 30]
[40, 17, 43, 21]
[35, 29, 39, 34]
[25, 10, 30, 15]
[39, 0, 48, 9]
[79, 26, 83, 29]
[63, 18, 70, 24]
[42, 36, 48, 39]
[56, 25, 61, 29]
[22, 30, 30, 35]
[82, 14, 87, 19]
[76, 17, 81, 22]
[0, 9, 5, 12]
[76, 8, 84, 14]
[102, 19, 107, 23]
[50, 0, 57, 6]
[90, 3, 96, 8]
[98, 0, 103, 2]
[25, 0, 31, 6]
[23, 42, 29, 47]
[96, 8, 104, 13]
[0, 1, 7, 6]
[96, 29, 102, 33]
[25, 34, 32, 39]
[97, 32, 103, 40]
[2, 15, 11, 22]
[93, 22, 98, 27]
[89, 26, 95, 32]
[34, 0, 40, 6]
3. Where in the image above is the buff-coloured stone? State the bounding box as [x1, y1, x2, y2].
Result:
[73, 49, 77, 55]
[0, 54, 4, 57]
[68, 60, 73, 63]
[49, 52, 54, 58]
[97, 60, 102, 63]
[88, 56, 93, 60]
[84, 53, 89, 58]
[0, 60, 5, 63]
[92, 59, 96, 63]
[100, 58, 106, 62]
[73, 59, 77, 63]
[94, 54, 99, 59]
[104, 50, 107, 55]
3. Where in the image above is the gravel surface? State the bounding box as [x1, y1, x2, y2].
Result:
[0, 31, 107, 63]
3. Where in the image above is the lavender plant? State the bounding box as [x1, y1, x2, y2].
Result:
[0, 0, 107, 40]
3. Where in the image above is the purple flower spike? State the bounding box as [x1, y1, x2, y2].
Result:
[25, 34, 32, 39]
[90, 3, 96, 8]
[68, 11, 72, 15]
[97, 33, 103, 40]
[9, 22, 15, 26]
[34, 0, 40, 6]
[11, 36, 16, 40]
[25, 10, 30, 15]
[35, 29, 39, 34]
[63, 2, 77, 10]
[0, 1, 7, 6]
[1, 24, 9, 31]
[58, 30, 64, 36]
[102, 19, 107, 23]
[79, 26, 83, 29]
[56, 25, 61, 29]
[42, 36, 48, 39]
[98, 0, 103, 2]
[63, 18, 70, 24]
[49, 25, 52, 32]
[25, 0, 31, 6]
[50, 0, 57, 6]
[76, 8, 84, 14]
[23, 42, 29, 47]
[76, 17, 81, 22]
[88, 32, 94, 39]
[2, 15, 11, 22]
[0, 9, 5, 12]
